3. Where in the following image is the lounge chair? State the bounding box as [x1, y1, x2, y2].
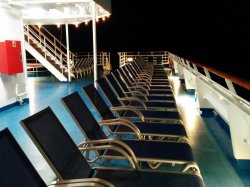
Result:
[61, 92, 195, 171]
[122, 64, 170, 89]
[83, 83, 181, 123]
[21, 106, 199, 173]
[0, 128, 113, 187]
[105, 71, 176, 105]
[125, 63, 170, 88]
[131, 58, 169, 80]
[104, 74, 178, 111]
[61, 92, 195, 167]
[121, 65, 169, 91]
[61, 91, 188, 142]
[112, 70, 176, 102]
[20, 107, 205, 187]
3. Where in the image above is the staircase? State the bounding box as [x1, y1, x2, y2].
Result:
[23, 25, 75, 81]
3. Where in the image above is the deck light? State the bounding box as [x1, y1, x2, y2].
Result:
[37, 23, 42, 29]
[127, 57, 133, 62]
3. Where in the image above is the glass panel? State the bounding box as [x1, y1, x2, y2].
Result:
[210, 72, 228, 89]
[197, 66, 206, 76]
[233, 83, 250, 102]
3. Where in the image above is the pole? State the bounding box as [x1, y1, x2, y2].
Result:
[91, 1, 98, 88]
[65, 23, 71, 82]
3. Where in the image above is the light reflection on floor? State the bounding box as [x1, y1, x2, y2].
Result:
[169, 75, 246, 187]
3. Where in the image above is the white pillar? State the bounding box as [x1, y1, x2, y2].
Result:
[20, 18, 28, 97]
[91, 1, 98, 88]
[65, 24, 71, 82]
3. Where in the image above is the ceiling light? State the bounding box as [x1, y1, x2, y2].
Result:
[23, 6, 47, 18]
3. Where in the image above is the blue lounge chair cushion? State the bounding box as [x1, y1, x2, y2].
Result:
[105, 139, 195, 162]
[95, 169, 205, 187]
[123, 110, 180, 119]
[117, 122, 187, 137]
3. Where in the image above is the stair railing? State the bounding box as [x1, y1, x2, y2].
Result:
[24, 25, 75, 80]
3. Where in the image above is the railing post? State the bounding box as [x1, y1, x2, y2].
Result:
[225, 79, 237, 94]
[204, 68, 211, 79]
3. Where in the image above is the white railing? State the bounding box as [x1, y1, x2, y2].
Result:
[75, 51, 111, 70]
[169, 53, 250, 105]
[169, 52, 250, 162]
[118, 51, 169, 67]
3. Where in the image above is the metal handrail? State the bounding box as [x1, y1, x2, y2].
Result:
[169, 52, 250, 107]
[24, 25, 75, 77]
[33, 25, 76, 63]
[191, 61, 250, 90]
[169, 53, 250, 91]
[24, 25, 65, 67]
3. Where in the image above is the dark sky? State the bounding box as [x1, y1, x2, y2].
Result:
[47, 1, 250, 80]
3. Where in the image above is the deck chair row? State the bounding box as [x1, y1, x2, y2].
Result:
[6, 85, 205, 186]
[73, 57, 94, 78]
[102, 60, 177, 111]
[132, 56, 169, 80]
[123, 61, 170, 88]
[118, 63, 174, 98]
[100, 64, 179, 123]
[15, 107, 204, 186]
[1, 59, 205, 186]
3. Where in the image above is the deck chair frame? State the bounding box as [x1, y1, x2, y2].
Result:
[104, 74, 178, 112]
[83, 83, 181, 124]
[20, 107, 199, 174]
[61, 91, 188, 143]
[19, 108, 205, 187]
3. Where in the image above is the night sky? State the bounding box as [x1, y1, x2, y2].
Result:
[46, 1, 250, 80]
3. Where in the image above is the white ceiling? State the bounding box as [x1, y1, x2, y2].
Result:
[1, 0, 111, 25]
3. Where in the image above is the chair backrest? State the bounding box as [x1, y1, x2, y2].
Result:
[61, 92, 108, 140]
[121, 66, 134, 81]
[125, 65, 137, 79]
[82, 84, 118, 120]
[20, 107, 93, 180]
[117, 68, 132, 87]
[0, 128, 47, 187]
[105, 74, 126, 98]
[96, 77, 122, 107]
[112, 70, 131, 94]
[130, 61, 140, 74]
[134, 57, 144, 70]
[96, 78, 127, 118]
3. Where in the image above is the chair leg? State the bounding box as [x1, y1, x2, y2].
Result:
[181, 161, 201, 175]
[177, 137, 190, 144]
[147, 161, 162, 169]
